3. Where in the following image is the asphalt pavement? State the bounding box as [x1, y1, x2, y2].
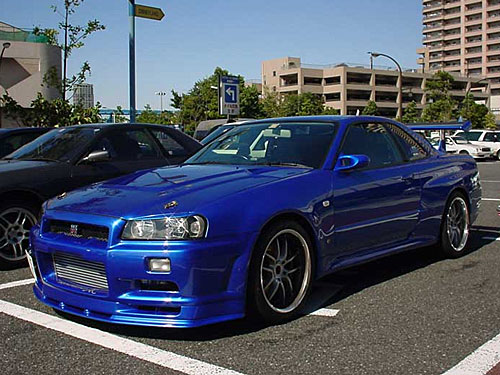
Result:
[0, 161, 499, 375]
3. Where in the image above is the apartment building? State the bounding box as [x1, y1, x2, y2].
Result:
[262, 57, 489, 118]
[418, 0, 500, 101]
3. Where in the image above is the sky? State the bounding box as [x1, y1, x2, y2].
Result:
[1, 0, 423, 110]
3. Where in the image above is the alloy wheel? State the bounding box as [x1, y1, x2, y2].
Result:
[259, 229, 311, 313]
[0, 208, 37, 261]
[446, 197, 469, 252]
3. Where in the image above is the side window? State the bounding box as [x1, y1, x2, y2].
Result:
[385, 124, 428, 161]
[91, 129, 161, 161]
[341, 123, 404, 169]
[150, 129, 189, 157]
[484, 132, 497, 142]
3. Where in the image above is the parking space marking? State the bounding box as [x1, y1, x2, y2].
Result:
[442, 331, 500, 375]
[0, 299, 245, 375]
[481, 181, 500, 183]
[483, 237, 500, 241]
[308, 308, 340, 317]
[482, 198, 500, 202]
[0, 278, 34, 291]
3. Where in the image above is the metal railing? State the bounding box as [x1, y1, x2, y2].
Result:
[0, 25, 50, 44]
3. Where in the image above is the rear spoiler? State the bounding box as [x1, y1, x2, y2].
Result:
[405, 121, 472, 152]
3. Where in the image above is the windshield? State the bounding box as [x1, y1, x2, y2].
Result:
[5, 127, 98, 162]
[456, 131, 481, 141]
[201, 125, 235, 145]
[185, 122, 337, 169]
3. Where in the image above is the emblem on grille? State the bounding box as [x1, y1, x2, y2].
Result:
[69, 224, 79, 236]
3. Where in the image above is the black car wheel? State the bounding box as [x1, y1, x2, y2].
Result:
[0, 201, 38, 265]
[247, 220, 313, 323]
[440, 192, 470, 258]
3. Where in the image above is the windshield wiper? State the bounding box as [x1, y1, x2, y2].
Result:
[256, 162, 312, 169]
[18, 157, 60, 162]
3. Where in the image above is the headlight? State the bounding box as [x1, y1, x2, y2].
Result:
[122, 215, 207, 240]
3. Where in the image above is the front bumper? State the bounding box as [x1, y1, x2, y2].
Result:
[30, 212, 257, 328]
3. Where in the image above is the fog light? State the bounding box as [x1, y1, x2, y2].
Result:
[148, 258, 171, 272]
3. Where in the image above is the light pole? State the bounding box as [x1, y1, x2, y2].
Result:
[155, 91, 166, 112]
[0, 42, 11, 128]
[369, 52, 403, 119]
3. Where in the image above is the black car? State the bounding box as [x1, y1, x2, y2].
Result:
[0, 123, 201, 266]
[0, 127, 52, 158]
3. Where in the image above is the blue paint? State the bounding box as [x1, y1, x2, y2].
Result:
[30, 116, 481, 327]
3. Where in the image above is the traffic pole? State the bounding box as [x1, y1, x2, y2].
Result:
[128, 0, 136, 123]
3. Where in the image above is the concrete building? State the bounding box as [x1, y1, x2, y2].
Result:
[417, 0, 500, 108]
[0, 21, 61, 127]
[262, 56, 489, 118]
[73, 83, 94, 109]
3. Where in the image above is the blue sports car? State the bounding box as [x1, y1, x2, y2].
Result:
[28, 116, 481, 328]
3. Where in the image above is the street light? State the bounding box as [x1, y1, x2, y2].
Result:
[0, 42, 11, 79]
[369, 52, 403, 119]
[155, 91, 166, 112]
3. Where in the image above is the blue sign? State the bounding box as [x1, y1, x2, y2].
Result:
[219, 75, 240, 115]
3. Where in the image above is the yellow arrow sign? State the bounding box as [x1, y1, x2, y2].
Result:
[134, 4, 165, 21]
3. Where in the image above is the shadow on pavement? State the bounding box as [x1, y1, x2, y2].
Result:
[54, 230, 497, 341]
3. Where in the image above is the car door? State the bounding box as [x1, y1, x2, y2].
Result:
[70, 128, 169, 189]
[332, 122, 422, 255]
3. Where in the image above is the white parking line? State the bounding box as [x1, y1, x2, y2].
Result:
[308, 308, 340, 317]
[0, 278, 35, 290]
[482, 198, 500, 202]
[442, 331, 500, 375]
[0, 299, 244, 375]
[483, 237, 500, 241]
[481, 181, 500, 183]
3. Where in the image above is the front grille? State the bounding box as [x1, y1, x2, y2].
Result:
[53, 252, 109, 292]
[47, 220, 109, 242]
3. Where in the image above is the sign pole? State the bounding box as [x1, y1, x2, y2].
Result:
[128, 0, 136, 123]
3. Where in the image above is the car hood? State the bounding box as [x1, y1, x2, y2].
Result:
[0, 159, 57, 173]
[48, 164, 311, 219]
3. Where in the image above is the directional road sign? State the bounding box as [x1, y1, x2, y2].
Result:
[135, 4, 165, 21]
[219, 75, 240, 116]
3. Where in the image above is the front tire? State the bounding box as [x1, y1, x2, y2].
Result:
[439, 192, 470, 258]
[247, 220, 313, 324]
[0, 200, 39, 266]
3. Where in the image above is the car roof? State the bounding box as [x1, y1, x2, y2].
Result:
[61, 123, 177, 129]
[0, 127, 51, 134]
[238, 115, 397, 126]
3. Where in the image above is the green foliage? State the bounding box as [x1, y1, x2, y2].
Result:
[484, 111, 497, 130]
[459, 94, 489, 129]
[136, 104, 177, 125]
[240, 85, 263, 118]
[362, 100, 378, 116]
[1, 93, 101, 127]
[422, 71, 457, 122]
[113, 106, 127, 123]
[401, 101, 420, 123]
[322, 106, 340, 115]
[260, 89, 281, 118]
[33, 0, 105, 99]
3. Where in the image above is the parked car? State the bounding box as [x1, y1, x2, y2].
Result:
[0, 127, 52, 158]
[454, 129, 500, 159]
[200, 120, 250, 145]
[429, 136, 491, 159]
[29, 116, 481, 328]
[0, 123, 201, 266]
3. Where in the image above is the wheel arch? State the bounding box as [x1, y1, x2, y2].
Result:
[0, 189, 45, 210]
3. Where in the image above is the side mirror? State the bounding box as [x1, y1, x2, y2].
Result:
[80, 150, 110, 164]
[335, 154, 370, 172]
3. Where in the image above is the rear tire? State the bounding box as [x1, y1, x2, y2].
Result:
[439, 192, 470, 258]
[496, 150, 500, 161]
[0, 200, 39, 267]
[247, 220, 313, 324]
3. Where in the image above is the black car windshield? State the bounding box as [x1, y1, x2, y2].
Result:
[5, 127, 98, 162]
[185, 122, 337, 169]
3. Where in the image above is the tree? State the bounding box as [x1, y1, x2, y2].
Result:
[260, 89, 281, 118]
[240, 85, 263, 118]
[33, 0, 105, 100]
[113, 106, 127, 123]
[422, 71, 457, 122]
[402, 101, 420, 123]
[459, 94, 489, 129]
[484, 111, 497, 130]
[322, 106, 340, 115]
[136, 104, 177, 125]
[362, 100, 378, 116]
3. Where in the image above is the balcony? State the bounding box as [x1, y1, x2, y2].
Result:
[303, 76, 322, 86]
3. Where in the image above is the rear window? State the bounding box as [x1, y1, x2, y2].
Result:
[457, 131, 481, 141]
